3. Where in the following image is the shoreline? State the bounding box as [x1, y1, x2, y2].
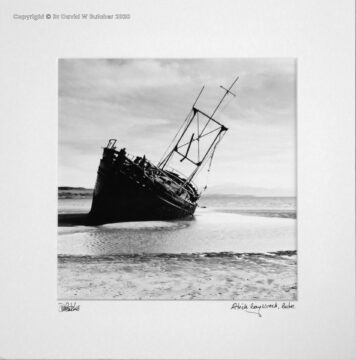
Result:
[58, 208, 296, 227]
[214, 209, 296, 219]
[57, 199, 297, 300]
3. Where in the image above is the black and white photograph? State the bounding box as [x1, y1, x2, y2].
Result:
[1, 0, 355, 358]
[58, 58, 297, 300]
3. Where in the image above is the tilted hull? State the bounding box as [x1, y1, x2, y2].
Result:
[87, 78, 236, 225]
[88, 148, 198, 225]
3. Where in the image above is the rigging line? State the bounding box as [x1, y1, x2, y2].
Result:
[167, 109, 193, 150]
[205, 135, 222, 173]
[177, 127, 221, 149]
[158, 108, 193, 164]
[194, 132, 225, 182]
[197, 112, 200, 162]
[159, 110, 197, 169]
[188, 131, 225, 184]
[180, 133, 195, 162]
[198, 139, 224, 194]
[208, 134, 223, 169]
[201, 141, 219, 193]
[192, 86, 205, 108]
[160, 85, 204, 164]
[160, 101, 204, 168]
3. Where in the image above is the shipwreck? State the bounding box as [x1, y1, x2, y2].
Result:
[88, 77, 238, 224]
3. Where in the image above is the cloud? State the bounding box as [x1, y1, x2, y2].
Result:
[59, 58, 296, 195]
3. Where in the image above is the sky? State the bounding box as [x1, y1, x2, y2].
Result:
[59, 59, 296, 196]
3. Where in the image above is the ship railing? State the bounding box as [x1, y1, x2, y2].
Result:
[163, 165, 198, 189]
[123, 152, 196, 202]
[105, 147, 197, 198]
[151, 165, 198, 200]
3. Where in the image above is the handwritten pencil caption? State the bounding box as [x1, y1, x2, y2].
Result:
[231, 302, 295, 317]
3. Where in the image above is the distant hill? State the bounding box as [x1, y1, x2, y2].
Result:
[58, 187, 93, 199]
[202, 193, 256, 198]
[205, 183, 295, 197]
[58, 186, 92, 191]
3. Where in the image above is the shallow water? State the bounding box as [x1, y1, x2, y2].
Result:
[58, 209, 296, 256]
[57, 195, 297, 300]
[58, 196, 296, 254]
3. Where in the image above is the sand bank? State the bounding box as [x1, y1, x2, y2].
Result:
[58, 252, 297, 300]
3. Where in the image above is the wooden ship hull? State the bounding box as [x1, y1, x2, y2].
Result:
[88, 147, 198, 225]
[88, 77, 238, 225]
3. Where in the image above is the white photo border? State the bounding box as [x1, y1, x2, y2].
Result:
[0, 0, 354, 359]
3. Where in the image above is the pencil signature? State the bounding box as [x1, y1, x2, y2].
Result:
[58, 302, 80, 312]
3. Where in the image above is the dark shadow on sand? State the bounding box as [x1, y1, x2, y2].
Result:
[58, 213, 90, 227]
[58, 213, 197, 227]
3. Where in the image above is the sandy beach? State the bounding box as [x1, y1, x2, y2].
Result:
[58, 251, 296, 300]
[57, 195, 297, 301]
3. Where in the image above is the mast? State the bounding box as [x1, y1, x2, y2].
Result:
[200, 76, 238, 136]
[158, 76, 239, 184]
[158, 87, 205, 169]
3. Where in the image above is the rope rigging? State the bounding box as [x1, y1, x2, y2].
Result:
[157, 77, 238, 194]
[158, 108, 193, 166]
[198, 131, 226, 193]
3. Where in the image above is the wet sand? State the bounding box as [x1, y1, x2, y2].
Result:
[58, 251, 297, 300]
[216, 209, 296, 219]
[58, 196, 297, 300]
